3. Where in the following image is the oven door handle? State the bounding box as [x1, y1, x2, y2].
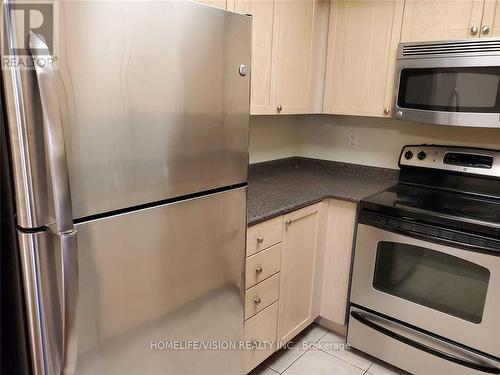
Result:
[350, 311, 500, 374]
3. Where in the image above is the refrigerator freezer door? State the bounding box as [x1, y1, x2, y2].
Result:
[18, 187, 246, 375]
[3, 1, 251, 228]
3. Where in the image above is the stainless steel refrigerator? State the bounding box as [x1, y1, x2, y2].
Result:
[2, 1, 251, 374]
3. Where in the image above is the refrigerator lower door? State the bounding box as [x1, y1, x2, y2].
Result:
[19, 188, 246, 375]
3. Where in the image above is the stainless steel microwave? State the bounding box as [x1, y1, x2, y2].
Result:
[392, 38, 500, 128]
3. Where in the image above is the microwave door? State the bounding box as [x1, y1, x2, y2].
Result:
[392, 40, 500, 128]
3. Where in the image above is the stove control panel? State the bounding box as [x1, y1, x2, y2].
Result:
[399, 145, 500, 178]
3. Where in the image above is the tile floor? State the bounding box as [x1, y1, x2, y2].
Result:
[249, 324, 409, 375]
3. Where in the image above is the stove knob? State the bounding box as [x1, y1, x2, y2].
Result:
[404, 151, 414, 160]
[418, 151, 427, 160]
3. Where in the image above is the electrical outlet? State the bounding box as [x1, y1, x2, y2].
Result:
[347, 131, 359, 149]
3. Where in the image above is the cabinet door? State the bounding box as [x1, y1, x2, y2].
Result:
[480, 0, 500, 36]
[401, 0, 484, 42]
[193, 0, 228, 10]
[273, 0, 316, 114]
[320, 200, 357, 326]
[277, 204, 321, 344]
[235, 0, 277, 114]
[323, 0, 404, 117]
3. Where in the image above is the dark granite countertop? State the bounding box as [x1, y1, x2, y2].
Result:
[247, 157, 399, 226]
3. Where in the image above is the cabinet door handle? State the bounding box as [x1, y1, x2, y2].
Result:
[470, 26, 479, 35]
[383, 107, 390, 115]
[482, 25, 490, 35]
[277, 104, 283, 112]
[285, 219, 292, 225]
[254, 297, 261, 305]
[256, 235, 264, 243]
[255, 266, 263, 274]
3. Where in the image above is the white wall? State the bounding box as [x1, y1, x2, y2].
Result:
[249, 115, 300, 163]
[298, 115, 500, 169]
[249, 115, 500, 169]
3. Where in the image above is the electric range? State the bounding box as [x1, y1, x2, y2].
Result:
[348, 145, 500, 375]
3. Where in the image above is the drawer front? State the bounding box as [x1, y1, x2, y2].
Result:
[245, 243, 282, 289]
[247, 216, 282, 257]
[245, 273, 280, 320]
[244, 302, 278, 373]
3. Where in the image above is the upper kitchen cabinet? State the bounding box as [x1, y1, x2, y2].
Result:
[235, 0, 328, 115]
[273, 0, 327, 114]
[480, 0, 500, 36]
[323, 0, 404, 117]
[234, 0, 276, 114]
[400, 0, 485, 41]
[194, 0, 234, 11]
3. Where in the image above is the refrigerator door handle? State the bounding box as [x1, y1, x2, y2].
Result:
[29, 31, 73, 234]
[58, 231, 79, 375]
[29, 32, 79, 374]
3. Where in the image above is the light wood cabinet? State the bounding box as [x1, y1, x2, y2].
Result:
[193, 0, 228, 10]
[244, 302, 279, 374]
[481, 0, 500, 36]
[235, 0, 327, 115]
[323, 0, 404, 117]
[245, 273, 280, 319]
[244, 200, 353, 370]
[277, 203, 321, 344]
[273, 0, 317, 114]
[244, 215, 283, 373]
[246, 243, 282, 288]
[320, 199, 357, 326]
[401, 0, 486, 42]
[246, 216, 282, 257]
[235, 0, 277, 114]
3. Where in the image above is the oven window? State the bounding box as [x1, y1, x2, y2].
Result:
[373, 242, 490, 323]
[398, 67, 500, 112]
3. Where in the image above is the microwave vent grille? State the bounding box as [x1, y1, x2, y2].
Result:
[401, 39, 500, 57]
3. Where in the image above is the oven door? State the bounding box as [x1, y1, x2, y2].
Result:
[351, 224, 500, 358]
[392, 56, 500, 127]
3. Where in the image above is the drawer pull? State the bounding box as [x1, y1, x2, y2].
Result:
[256, 235, 264, 243]
[254, 297, 261, 305]
[255, 266, 263, 274]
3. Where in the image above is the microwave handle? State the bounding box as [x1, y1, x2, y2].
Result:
[350, 311, 500, 374]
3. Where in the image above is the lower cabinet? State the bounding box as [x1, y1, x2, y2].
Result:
[320, 199, 357, 326]
[276, 203, 322, 344]
[244, 199, 355, 373]
[244, 216, 283, 373]
[244, 302, 279, 374]
[244, 202, 324, 372]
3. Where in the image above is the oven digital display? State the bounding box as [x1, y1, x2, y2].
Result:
[443, 152, 494, 169]
[373, 241, 490, 324]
